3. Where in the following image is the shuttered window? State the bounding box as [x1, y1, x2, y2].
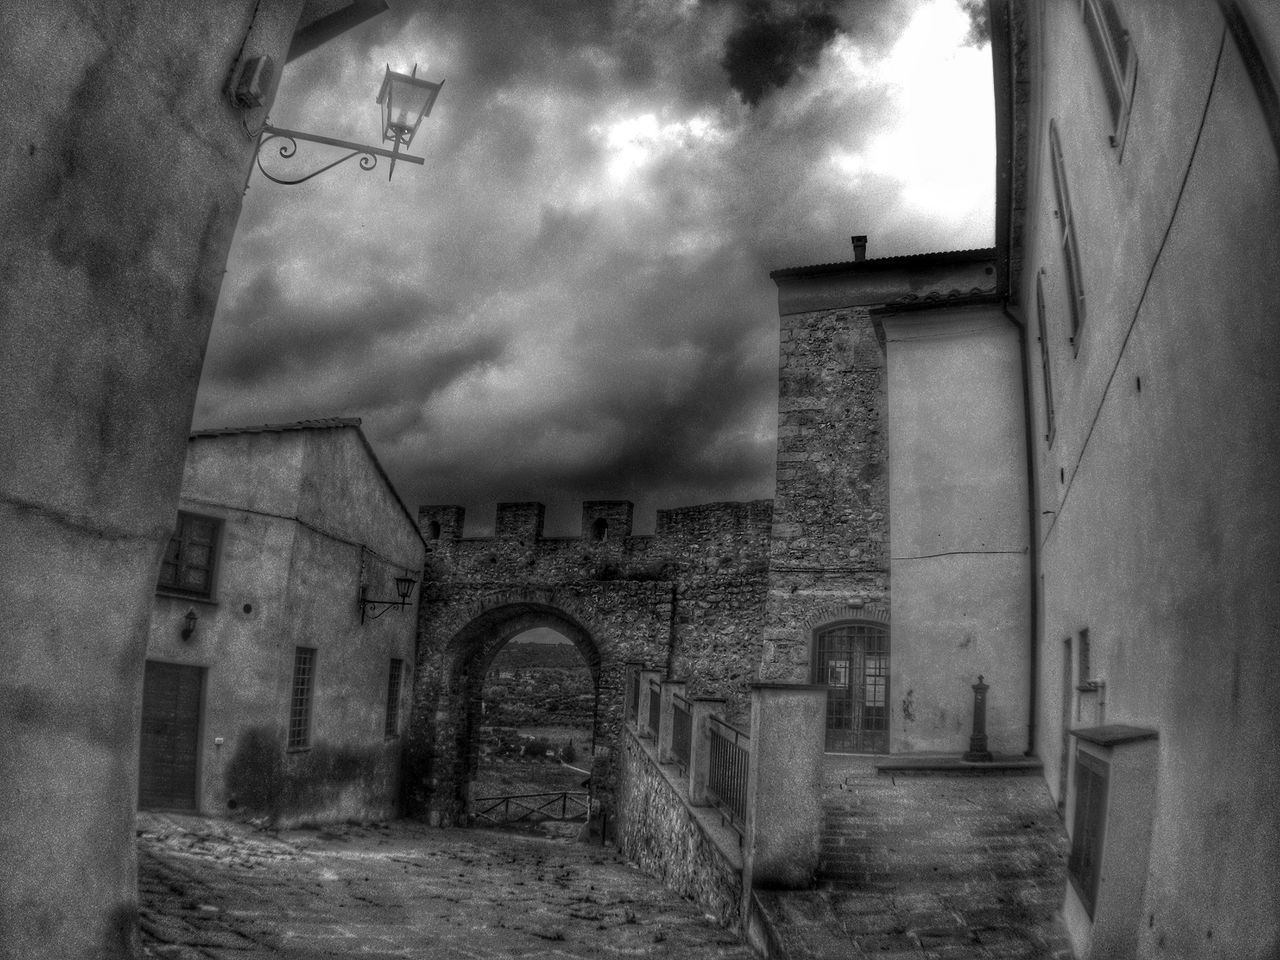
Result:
[1068, 749, 1109, 918]
[158, 512, 221, 598]
[1049, 120, 1087, 353]
[1082, 0, 1137, 152]
[1036, 271, 1057, 445]
[288, 647, 316, 750]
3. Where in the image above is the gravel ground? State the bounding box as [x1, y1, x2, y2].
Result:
[137, 813, 755, 959]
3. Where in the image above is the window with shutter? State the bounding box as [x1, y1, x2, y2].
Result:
[1049, 120, 1087, 354]
[157, 512, 222, 599]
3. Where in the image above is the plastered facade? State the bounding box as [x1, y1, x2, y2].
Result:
[1003, 1, 1280, 955]
[146, 421, 424, 828]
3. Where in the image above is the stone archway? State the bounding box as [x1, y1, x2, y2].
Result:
[405, 599, 630, 827]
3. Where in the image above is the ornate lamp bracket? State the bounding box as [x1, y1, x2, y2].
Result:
[255, 123, 425, 184]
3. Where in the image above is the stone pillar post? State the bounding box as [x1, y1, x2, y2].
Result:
[964, 675, 994, 762]
[622, 661, 644, 726]
[743, 683, 826, 892]
[638, 669, 663, 739]
[688, 698, 727, 805]
[657, 679, 687, 764]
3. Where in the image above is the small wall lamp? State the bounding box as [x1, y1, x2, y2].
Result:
[359, 575, 418, 624]
[243, 62, 443, 184]
[180, 608, 199, 641]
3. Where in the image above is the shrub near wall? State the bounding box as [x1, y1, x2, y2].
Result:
[616, 728, 742, 929]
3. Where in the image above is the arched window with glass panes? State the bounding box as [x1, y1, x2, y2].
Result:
[811, 620, 889, 753]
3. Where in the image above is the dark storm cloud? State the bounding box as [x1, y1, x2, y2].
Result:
[719, 1, 842, 106]
[956, 0, 990, 45]
[199, 0, 994, 534]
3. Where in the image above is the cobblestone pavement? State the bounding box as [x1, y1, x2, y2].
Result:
[755, 758, 1074, 960]
[137, 814, 755, 959]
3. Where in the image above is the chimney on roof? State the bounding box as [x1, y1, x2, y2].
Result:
[851, 235, 868, 261]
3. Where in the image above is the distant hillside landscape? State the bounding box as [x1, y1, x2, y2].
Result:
[489, 640, 589, 672]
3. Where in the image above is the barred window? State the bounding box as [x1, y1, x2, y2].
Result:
[288, 647, 316, 750]
[1068, 749, 1109, 918]
[1049, 120, 1087, 353]
[1081, 0, 1137, 152]
[385, 658, 404, 738]
[158, 512, 221, 598]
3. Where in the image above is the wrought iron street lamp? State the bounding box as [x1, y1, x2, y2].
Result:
[377, 64, 443, 181]
[359, 574, 418, 624]
[252, 63, 443, 185]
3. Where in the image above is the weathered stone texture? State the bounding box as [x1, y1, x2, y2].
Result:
[617, 729, 743, 929]
[762, 307, 888, 681]
[407, 501, 771, 824]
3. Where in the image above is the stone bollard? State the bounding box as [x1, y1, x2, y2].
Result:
[963, 675, 994, 762]
[657, 679, 687, 764]
[744, 683, 826, 892]
[637, 669, 663, 739]
[688, 698, 727, 806]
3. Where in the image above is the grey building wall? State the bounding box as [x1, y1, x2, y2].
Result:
[0, 4, 308, 958]
[765, 252, 1031, 755]
[1006, 1, 1280, 955]
[148, 422, 424, 827]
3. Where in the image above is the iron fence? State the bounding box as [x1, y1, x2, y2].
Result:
[671, 693, 692, 775]
[707, 715, 749, 834]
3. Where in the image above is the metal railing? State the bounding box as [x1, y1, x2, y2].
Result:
[671, 693, 692, 775]
[647, 677, 662, 737]
[706, 715, 750, 834]
[472, 791, 589, 826]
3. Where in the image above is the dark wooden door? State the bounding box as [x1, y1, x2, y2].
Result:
[139, 661, 203, 810]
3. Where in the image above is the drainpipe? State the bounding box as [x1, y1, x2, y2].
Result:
[1002, 298, 1040, 758]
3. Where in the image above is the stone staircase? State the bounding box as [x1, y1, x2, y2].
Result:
[752, 756, 1074, 959]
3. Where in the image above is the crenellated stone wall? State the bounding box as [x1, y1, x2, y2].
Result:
[405, 500, 772, 825]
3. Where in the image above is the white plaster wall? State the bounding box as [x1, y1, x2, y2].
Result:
[1020, 2, 1280, 955]
[884, 308, 1031, 754]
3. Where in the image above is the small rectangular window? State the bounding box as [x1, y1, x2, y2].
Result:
[1068, 749, 1109, 918]
[385, 658, 404, 738]
[1036, 272, 1057, 444]
[1081, 0, 1137, 152]
[158, 512, 221, 598]
[289, 647, 316, 750]
[1049, 120, 1087, 352]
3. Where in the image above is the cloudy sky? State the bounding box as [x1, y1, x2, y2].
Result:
[195, 0, 994, 536]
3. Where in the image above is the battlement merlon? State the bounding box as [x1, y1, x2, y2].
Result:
[417, 499, 774, 545]
[420, 505, 465, 542]
[582, 500, 633, 541]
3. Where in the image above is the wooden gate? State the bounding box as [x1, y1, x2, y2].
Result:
[139, 660, 203, 810]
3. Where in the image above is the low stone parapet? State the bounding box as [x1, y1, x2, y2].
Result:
[616, 725, 744, 929]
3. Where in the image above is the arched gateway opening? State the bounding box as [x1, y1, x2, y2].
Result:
[405, 601, 619, 828]
[472, 627, 595, 829]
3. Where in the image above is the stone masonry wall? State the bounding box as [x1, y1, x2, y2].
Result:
[406, 501, 771, 824]
[616, 728, 743, 929]
[760, 306, 889, 682]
